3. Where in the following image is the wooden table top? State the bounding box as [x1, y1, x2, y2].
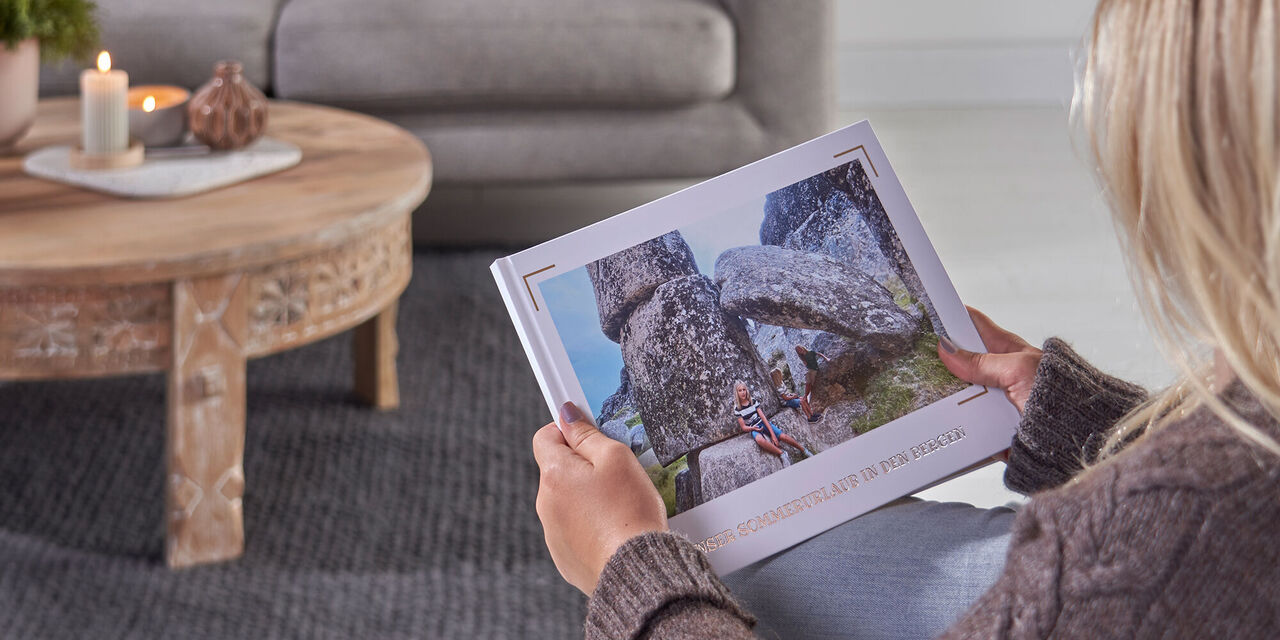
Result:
[0, 98, 432, 287]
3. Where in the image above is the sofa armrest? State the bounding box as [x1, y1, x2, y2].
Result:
[717, 0, 836, 149]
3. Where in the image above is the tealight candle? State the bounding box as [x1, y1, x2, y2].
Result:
[80, 51, 128, 154]
[128, 85, 190, 147]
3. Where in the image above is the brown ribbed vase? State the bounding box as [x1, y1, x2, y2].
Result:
[188, 61, 268, 150]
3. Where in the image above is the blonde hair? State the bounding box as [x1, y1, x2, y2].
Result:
[1078, 0, 1280, 462]
[731, 381, 752, 409]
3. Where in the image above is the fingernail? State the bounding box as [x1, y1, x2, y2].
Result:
[939, 336, 957, 354]
[559, 401, 583, 424]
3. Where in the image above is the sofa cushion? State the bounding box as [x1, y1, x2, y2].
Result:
[38, 0, 280, 96]
[374, 103, 766, 184]
[274, 0, 735, 109]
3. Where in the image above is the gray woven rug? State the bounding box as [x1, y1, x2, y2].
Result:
[0, 250, 585, 639]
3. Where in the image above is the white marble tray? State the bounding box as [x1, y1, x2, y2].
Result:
[22, 137, 302, 198]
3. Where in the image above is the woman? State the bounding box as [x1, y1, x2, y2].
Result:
[731, 381, 813, 457]
[771, 367, 822, 423]
[794, 344, 829, 405]
[530, 1, 1280, 637]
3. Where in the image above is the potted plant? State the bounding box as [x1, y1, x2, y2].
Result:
[1, 0, 99, 149]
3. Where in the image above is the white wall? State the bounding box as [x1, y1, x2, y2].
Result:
[835, 0, 1099, 108]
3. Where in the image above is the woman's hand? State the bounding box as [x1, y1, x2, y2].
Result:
[759, 411, 778, 445]
[937, 307, 1043, 414]
[532, 401, 669, 595]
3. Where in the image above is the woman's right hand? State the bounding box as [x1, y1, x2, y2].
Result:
[937, 307, 1042, 414]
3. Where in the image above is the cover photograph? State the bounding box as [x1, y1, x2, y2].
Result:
[492, 122, 1020, 574]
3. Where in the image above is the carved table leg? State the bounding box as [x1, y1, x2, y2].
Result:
[353, 300, 400, 410]
[166, 274, 249, 568]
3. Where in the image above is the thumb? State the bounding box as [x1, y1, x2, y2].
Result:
[557, 401, 615, 459]
[937, 336, 1012, 388]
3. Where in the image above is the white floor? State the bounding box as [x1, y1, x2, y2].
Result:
[843, 107, 1175, 508]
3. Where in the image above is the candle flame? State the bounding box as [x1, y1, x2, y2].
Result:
[143, 96, 156, 112]
[97, 51, 111, 73]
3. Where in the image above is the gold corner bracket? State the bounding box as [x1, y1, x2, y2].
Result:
[833, 145, 879, 177]
[957, 386, 989, 406]
[522, 264, 556, 311]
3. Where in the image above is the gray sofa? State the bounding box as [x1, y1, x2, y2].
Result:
[41, 0, 834, 244]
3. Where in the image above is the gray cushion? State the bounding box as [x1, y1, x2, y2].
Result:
[38, 0, 280, 97]
[376, 103, 767, 184]
[274, 0, 735, 109]
[364, 1, 834, 185]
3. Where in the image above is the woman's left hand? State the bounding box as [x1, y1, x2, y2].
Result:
[937, 306, 1042, 413]
[532, 401, 669, 595]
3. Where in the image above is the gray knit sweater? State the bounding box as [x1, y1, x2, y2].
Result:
[585, 338, 1280, 638]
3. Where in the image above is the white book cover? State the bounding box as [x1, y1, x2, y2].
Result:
[492, 121, 1020, 574]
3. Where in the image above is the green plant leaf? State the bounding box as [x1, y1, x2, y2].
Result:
[1, 0, 100, 63]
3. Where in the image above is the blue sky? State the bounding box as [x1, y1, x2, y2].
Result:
[542, 196, 767, 418]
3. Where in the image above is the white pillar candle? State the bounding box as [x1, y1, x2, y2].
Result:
[80, 51, 129, 154]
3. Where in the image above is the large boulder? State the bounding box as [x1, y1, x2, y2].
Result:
[598, 411, 633, 444]
[759, 159, 943, 334]
[636, 448, 659, 469]
[598, 367, 634, 421]
[620, 274, 778, 466]
[715, 245, 917, 352]
[753, 322, 820, 394]
[760, 172, 827, 245]
[784, 189, 901, 294]
[674, 467, 700, 514]
[587, 231, 699, 342]
[768, 408, 854, 455]
[839, 160, 942, 334]
[750, 321, 919, 409]
[628, 423, 651, 454]
[691, 433, 788, 503]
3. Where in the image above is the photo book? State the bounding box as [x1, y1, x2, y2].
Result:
[491, 122, 1020, 574]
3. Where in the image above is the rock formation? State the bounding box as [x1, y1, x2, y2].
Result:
[584, 164, 973, 514]
[627, 423, 650, 454]
[688, 433, 787, 503]
[714, 245, 917, 352]
[620, 273, 778, 465]
[786, 189, 900, 290]
[598, 412, 632, 444]
[674, 468, 699, 513]
[759, 168, 833, 246]
[636, 448, 659, 469]
[749, 308, 920, 399]
[586, 231, 699, 342]
[760, 159, 943, 334]
[768, 408, 851, 454]
[598, 368, 634, 421]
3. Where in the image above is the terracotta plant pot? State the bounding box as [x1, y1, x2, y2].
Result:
[0, 38, 39, 151]
[188, 60, 268, 151]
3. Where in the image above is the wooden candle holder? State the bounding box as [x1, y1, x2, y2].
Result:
[69, 139, 145, 170]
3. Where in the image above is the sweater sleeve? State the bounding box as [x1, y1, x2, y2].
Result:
[938, 474, 1215, 640]
[585, 532, 756, 640]
[1004, 338, 1147, 494]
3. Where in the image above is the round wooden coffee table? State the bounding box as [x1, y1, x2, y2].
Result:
[0, 99, 432, 568]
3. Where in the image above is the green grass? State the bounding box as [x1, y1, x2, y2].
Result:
[910, 331, 968, 388]
[849, 383, 913, 435]
[882, 275, 914, 311]
[883, 274, 931, 320]
[647, 455, 688, 518]
[848, 332, 966, 435]
[624, 414, 643, 428]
